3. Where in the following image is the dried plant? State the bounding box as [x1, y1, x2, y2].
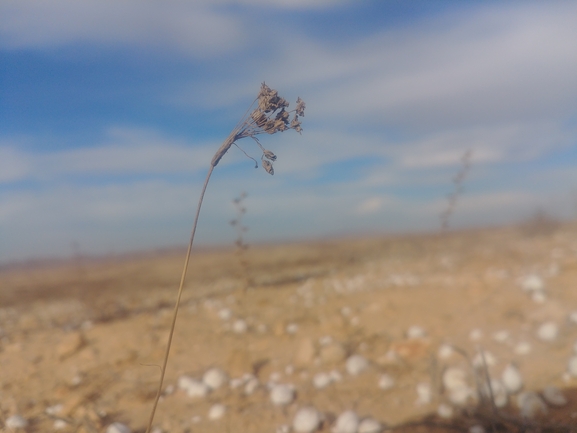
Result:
[440, 149, 473, 231]
[145, 83, 305, 433]
[230, 192, 252, 291]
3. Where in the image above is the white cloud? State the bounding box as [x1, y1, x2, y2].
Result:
[0, 0, 353, 55]
[0, 0, 247, 56]
[0, 128, 219, 184]
[233, 0, 351, 9]
[0, 143, 32, 182]
[355, 197, 384, 215]
[228, 1, 577, 132]
[2, 1, 577, 261]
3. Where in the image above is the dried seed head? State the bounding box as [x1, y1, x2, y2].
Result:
[258, 83, 289, 113]
[263, 149, 277, 161]
[276, 109, 289, 122]
[251, 110, 268, 127]
[291, 115, 302, 134]
[217, 83, 305, 171]
[262, 159, 274, 175]
[295, 97, 306, 117]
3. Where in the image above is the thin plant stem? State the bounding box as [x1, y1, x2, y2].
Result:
[145, 164, 215, 433]
[143, 83, 304, 433]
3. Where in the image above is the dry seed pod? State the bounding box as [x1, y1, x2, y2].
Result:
[295, 97, 306, 116]
[263, 149, 277, 161]
[291, 116, 302, 133]
[251, 110, 267, 127]
[262, 160, 274, 175]
[276, 109, 289, 121]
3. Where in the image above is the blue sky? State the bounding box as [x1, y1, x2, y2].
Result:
[1, 0, 577, 263]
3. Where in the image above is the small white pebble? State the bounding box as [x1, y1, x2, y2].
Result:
[469, 329, 483, 341]
[45, 404, 64, 415]
[230, 377, 246, 389]
[178, 375, 209, 398]
[378, 373, 395, 390]
[313, 372, 332, 389]
[345, 354, 368, 375]
[106, 422, 131, 433]
[6, 415, 28, 430]
[286, 323, 299, 334]
[357, 418, 382, 433]
[521, 274, 544, 292]
[269, 372, 282, 383]
[514, 342, 532, 355]
[517, 391, 548, 418]
[567, 355, 577, 377]
[502, 364, 523, 394]
[542, 386, 567, 406]
[493, 330, 510, 343]
[270, 383, 295, 406]
[340, 306, 352, 317]
[537, 321, 558, 342]
[532, 291, 547, 303]
[285, 365, 294, 375]
[208, 403, 226, 420]
[469, 425, 485, 433]
[569, 311, 577, 325]
[443, 367, 467, 391]
[319, 335, 333, 346]
[448, 384, 475, 406]
[332, 410, 359, 433]
[276, 425, 291, 433]
[232, 319, 248, 334]
[71, 374, 83, 386]
[218, 308, 232, 320]
[437, 344, 454, 359]
[203, 367, 228, 390]
[407, 325, 426, 339]
[415, 382, 432, 405]
[293, 406, 321, 433]
[191, 415, 201, 423]
[53, 419, 68, 430]
[244, 376, 259, 395]
[437, 403, 453, 419]
[329, 370, 342, 382]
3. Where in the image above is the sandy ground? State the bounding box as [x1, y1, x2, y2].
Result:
[1, 223, 577, 433]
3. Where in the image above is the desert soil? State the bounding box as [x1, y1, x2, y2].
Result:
[1, 223, 577, 433]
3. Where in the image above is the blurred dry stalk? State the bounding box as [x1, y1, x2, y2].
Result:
[230, 192, 253, 291]
[402, 346, 576, 433]
[145, 83, 305, 433]
[440, 149, 473, 231]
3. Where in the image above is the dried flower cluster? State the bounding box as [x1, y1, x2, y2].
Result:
[211, 83, 306, 174]
[146, 83, 305, 433]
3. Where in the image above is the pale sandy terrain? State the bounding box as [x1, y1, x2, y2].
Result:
[1, 223, 577, 432]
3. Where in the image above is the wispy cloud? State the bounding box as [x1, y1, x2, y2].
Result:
[0, 1, 247, 56]
[1, 1, 577, 262]
[0, 128, 219, 184]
